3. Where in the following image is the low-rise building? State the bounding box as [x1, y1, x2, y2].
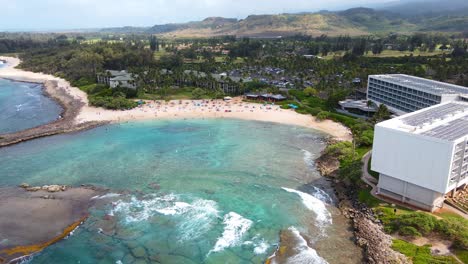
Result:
[372, 101, 468, 211]
[367, 74, 468, 115]
[245, 93, 287, 102]
[338, 99, 377, 116]
[97, 70, 136, 89]
[180, 70, 250, 95]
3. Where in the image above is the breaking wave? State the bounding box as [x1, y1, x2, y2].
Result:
[244, 234, 270, 255]
[286, 227, 328, 264]
[282, 187, 332, 227]
[310, 186, 333, 205]
[210, 212, 253, 253]
[109, 193, 219, 241]
[176, 199, 219, 241]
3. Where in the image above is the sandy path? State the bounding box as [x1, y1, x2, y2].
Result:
[0, 56, 352, 141]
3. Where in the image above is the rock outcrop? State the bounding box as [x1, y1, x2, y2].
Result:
[0, 185, 104, 264]
[315, 144, 410, 264]
[20, 184, 68, 193]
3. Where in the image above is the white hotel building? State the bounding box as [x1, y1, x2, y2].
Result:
[367, 74, 468, 115]
[372, 101, 468, 211]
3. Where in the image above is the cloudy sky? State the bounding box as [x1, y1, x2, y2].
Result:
[0, 0, 394, 30]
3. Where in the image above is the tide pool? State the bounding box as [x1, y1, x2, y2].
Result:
[0, 78, 62, 134]
[0, 119, 362, 263]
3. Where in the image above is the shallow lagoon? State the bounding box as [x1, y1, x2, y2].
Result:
[0, 119, 361, 263]
[0, 78, 62, 134]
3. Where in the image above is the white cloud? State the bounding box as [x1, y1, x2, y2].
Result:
[0, 0, 391, 30]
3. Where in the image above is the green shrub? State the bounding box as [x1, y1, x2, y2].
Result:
[399, 226, 422, 237]
[295, 108, 309, 114]
[328, 112, 359, 128]
[303, 87, 318, 97]
[306, 97, 327, 109]
[356, 129, 374, 146]
[72, 77, 95, 87]
[436, 217, 468, 249]
[398, 213, 437, 235]
[317, 111, 330, 121]
[191, 88, 205, 99]
[289, 89, 307, 101]
[325, 141, 355, 162]
[308, 107, 323, 116]
[339, 159, 363, 183]
[89, 96, 138, 110]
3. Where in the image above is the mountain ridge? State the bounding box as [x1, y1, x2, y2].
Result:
[99, 5, 468, 37]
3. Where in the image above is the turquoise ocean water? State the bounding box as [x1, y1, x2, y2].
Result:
[0, 78, 62, 134]
[0, 119, 361, 263]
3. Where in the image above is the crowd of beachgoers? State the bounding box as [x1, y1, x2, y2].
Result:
[0, 56, 352, 141]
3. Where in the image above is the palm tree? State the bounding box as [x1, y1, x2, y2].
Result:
[366, 100, 374, 118]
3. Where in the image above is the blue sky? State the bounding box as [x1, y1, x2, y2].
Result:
[0, 0, 393, 30]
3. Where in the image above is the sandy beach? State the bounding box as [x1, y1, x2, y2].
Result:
[0, 56, 352, 141]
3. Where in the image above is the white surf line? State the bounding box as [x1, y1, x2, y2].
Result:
[209, 212, 253, 254]
[286, 227, 328, 264]
[282, 187, 332, 227]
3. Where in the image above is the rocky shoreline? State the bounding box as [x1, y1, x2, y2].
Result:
[315, 140, 410, 264]
[0, 79, 106, 148]
[0, 184, 106, 264]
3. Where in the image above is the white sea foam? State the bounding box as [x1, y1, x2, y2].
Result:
[177, 199, 219, 241]
[254, 240, 270, 254]
[111, 194, 191, 223]
[302, 149, 316, 170]
[110, 193, 220, 242]
[311, 186, 333, 205]
[157, 201, 191, 215]
[282, 188, 332, 227]
[243, 235, 270, 255]
[91, 193, 121, 200]
[210, 212, 253, 253]
[286, 227, 328, 264]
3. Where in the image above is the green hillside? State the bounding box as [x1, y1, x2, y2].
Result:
[141, 7, 468, 37]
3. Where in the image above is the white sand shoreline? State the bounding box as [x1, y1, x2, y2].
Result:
[0, 56, 352, 141]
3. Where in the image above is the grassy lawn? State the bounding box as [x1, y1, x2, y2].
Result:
[392, 239, 459, 264]
[365, 49, 448, 58]
[358, 188, 381, 208]
[215, 56, 226, 63]
[356, 146, 371, 159]
[321, 49, 447, 59]
[453, 249, 468, 264]
[153, 49, 168, 60]
[81, 38, 102, 44]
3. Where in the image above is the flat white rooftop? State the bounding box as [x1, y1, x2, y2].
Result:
[378, 101, 468, 142]
[370, 74, 468, 96]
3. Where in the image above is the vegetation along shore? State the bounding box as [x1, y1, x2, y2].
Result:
[0, 2, 467, 261]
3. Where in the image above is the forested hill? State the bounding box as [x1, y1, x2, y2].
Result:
[101, 6, 468, 37]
